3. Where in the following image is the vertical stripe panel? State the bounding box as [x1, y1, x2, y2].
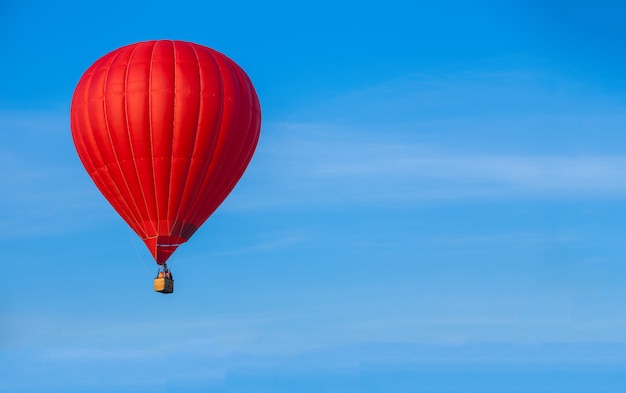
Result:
[149, 41, 176, 235]
[125, 41, 159, 235]
[167, 41, 201, 234]
[87, 51, 148, 235]
[105, 45, 152, 238]
[172, 45, 225, 238]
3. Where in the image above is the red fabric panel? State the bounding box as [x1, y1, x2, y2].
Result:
[70, 40, 261, 264]
[125, 42, 158, 236]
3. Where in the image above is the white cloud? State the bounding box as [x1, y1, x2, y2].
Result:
[5, 309, 626, 393]
[0, 109, 111, 238]
[227, 67, 626, 210]
[229, 123, 626, 210]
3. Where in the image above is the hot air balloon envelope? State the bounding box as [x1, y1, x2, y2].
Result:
[70, 40, 261, 264]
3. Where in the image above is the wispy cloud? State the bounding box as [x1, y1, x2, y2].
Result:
[227, 67, 626, 210]
[5, 310, 626, 392]
[229, 123, 626, 210]
[0, 109, 111, 238]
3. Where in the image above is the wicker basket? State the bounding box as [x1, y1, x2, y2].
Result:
[154, 277, 174, 294]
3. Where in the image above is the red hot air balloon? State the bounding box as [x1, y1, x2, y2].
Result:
[70, 40, 261, 276]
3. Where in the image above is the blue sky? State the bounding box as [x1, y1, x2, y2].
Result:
[2, 0, 626, 392]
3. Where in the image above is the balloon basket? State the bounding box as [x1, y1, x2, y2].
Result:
[154, 277, 174, 294]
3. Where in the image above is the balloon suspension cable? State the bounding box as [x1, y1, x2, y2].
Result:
[129, 230, 154, 278]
